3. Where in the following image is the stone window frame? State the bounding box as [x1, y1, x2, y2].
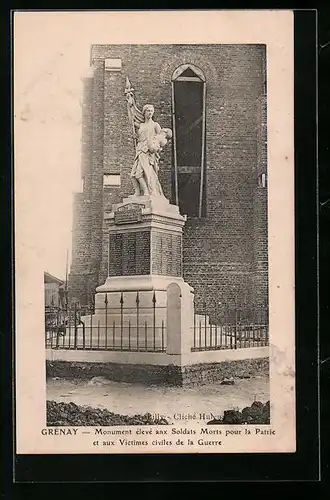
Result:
[103, 173, 121, 187]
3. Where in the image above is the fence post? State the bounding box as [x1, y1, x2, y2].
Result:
[105, 293, 108, 348]
[166, 282, 194, 356]
[55, 307, 60, 349]
[136, 291, 140, 351]
[120, 292, 124, 350]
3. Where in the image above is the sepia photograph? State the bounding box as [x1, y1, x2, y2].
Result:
[14, 10, 295, 454]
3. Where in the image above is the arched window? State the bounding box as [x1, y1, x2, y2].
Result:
[171, 64, 206, 218]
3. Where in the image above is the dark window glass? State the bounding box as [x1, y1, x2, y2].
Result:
[177, 173, 200, 217]
[174, 80, 203, 167]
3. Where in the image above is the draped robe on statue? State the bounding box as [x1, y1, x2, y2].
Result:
[130, 120, 165, 197]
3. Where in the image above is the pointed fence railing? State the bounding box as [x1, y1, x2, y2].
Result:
[45, 291, 166, 352]
[191, 300, 269, 351]
[45, 293, 269, 353]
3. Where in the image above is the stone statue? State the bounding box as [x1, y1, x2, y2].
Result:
[125, 78, 172, 197]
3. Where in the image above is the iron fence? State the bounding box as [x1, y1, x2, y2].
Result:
[45, 292, 166, 352]
[191, 302, 269, 351]
[45, 292, 268, 353]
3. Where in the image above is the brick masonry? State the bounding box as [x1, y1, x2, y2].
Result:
[46, 357, 269, 387]
[69, 44, 268, 314]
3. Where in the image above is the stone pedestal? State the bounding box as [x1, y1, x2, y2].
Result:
[100, 194, 186, 282]
[96, 194, 191, 297]
[77, 195, 195, 354]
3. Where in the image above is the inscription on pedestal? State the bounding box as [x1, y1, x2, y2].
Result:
[114, 203, 144, 225]
[152, 231, 182, 276]
[109, 204, 183, 278]
[171, 233, 182, 276]
[136, 231, 151, 275]
[122, 233, 137, 275]
[108, 230, 150, 276]
[108, 234, 123, 276]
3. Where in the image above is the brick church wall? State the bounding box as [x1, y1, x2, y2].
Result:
[69, 44, 268, 317]
[252, 91, 268, 316]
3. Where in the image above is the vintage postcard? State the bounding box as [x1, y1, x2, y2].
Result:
[14, 10, 295, 454]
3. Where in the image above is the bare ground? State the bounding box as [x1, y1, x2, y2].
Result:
[46, 375, 269, 425]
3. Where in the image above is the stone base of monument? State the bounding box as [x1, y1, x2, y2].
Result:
[70, 279, 194, 353]
[75, 194, 194, 357]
